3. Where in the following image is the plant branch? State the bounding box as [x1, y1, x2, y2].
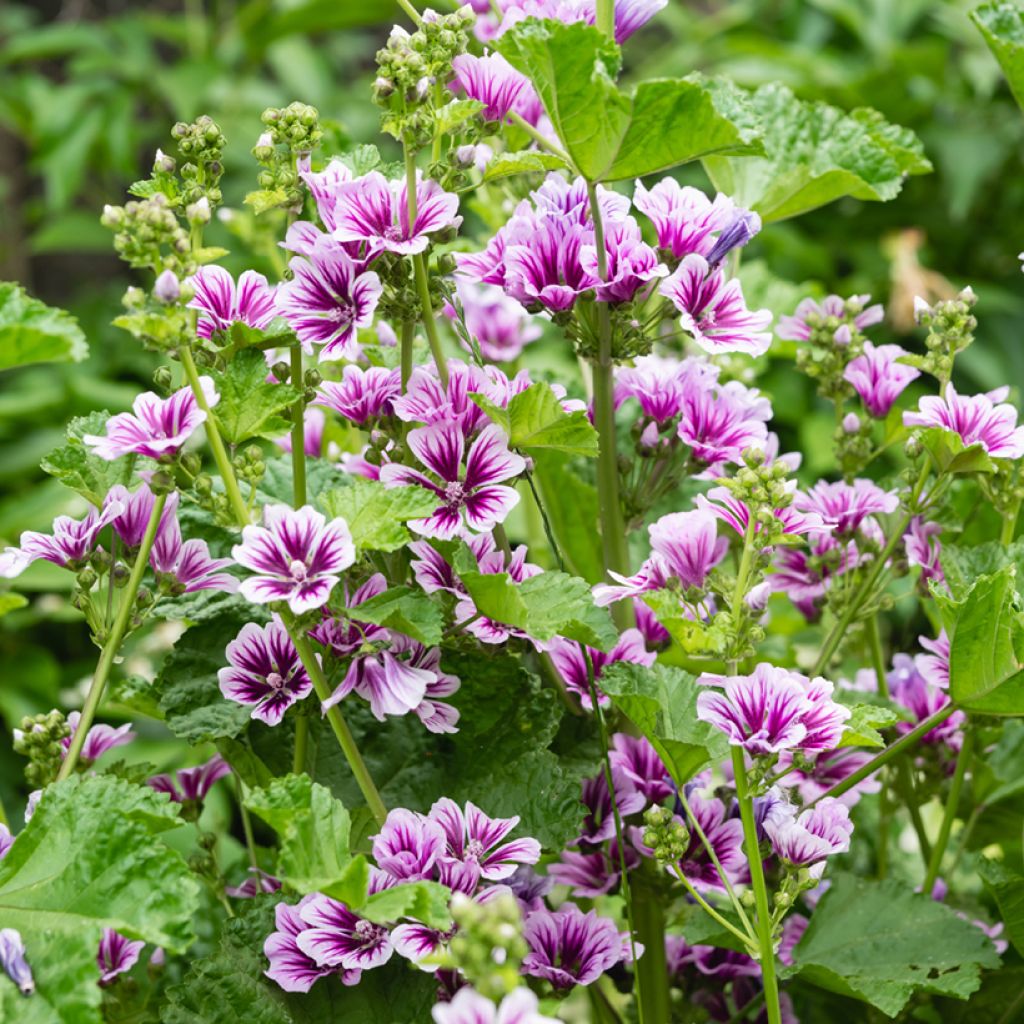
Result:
[923, 727, 973, 894]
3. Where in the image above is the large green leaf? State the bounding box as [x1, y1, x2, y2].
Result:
[703, 83, 931, 222]
[531, 451, 603, 584]
[496, 20, 762, 182]
[979, 858, 1024, 957]
[473, 383, 598, 457]
[599, 662, 727, 787]
[211, 349, 302, 445]
[972, 2, 1024, 111]
[319, 479, 439, 554]
[0, 775, 199, 1024]
[0, 282, 87, 371]
[941, 539, 1024, 601]
[40, 410, 134, 507]
[349, 586, 444, 648]
[791, 874, 1002, 1017]
[942, 566, 1024, 714]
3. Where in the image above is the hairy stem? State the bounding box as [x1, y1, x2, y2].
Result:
[731, 748, 782, 1024]
[595, 0, 615, 39]
[400, 320, 415, 390]
[413, 253, 448, 387]
[285, 622, 388, 826]
[632, 869, 671, 1024]
[289, 346, 310, 775]
[179, 344, 250, 527]
[58, 492, 169, 780]
[923, 728, 973, 894]
[395, 0, 423, 26]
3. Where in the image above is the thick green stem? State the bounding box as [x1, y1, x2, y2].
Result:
[595, 0, 615, 39]
[396, 0, 423, 25]
[413, 253, 448, 387]
[507, 112, 572, 164]
[285, 622, 388, 826]
[400, 320, 415, 390]
[289, 347, 310, 775]
[731, 748, 782, 1024]
[58, 492, 169, 780]
[179, 345, 250, 527]
[1001, 500, 1020, 545]
[587, 181, 633, 630]
[632, 871, 671, 1024]
[810, 703, 957, 806]
[923, 728, 973, 893]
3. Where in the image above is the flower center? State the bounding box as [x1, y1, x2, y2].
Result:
[288, 559, 308, 581]
[465, 838, 485, 863]
[353, 919, 387, 946]
[266, 672, 285, 691]
[444, 480, 466, 508]
[383, 224, 405, 242]
[328, 302, 354, 324]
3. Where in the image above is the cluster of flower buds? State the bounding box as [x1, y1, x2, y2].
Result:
[448, 891, 528, 1002]
[722, 449, 795, 545]
[171, 115, 226, 208]
[913, 286, 977, 387]
[253, 102, 324, 211]
[373, 7, 475, 146]
[102, 194, 190, 272]
[13, 711, 69, 788]
[233, 444, 267, 487]
[641, 805, 691, 865]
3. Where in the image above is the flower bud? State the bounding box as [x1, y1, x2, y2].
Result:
[153, 148, 176, 174]
[186, 197, 212, 224]
[842, 412, 861, 434]
[153, 269, 180, 304]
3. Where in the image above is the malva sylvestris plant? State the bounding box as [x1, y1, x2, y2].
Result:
[3, 2, 1024, 1022]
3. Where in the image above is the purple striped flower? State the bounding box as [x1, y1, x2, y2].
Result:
[579, 217, 666, 303]
[316, 365, 402, 426]
[275, 236, 382, 362]
[148, 754, 231, 803]
[0, 500, 123, 578]
[496, 0, 667, 44]
[445, 281, 542, 363]
[697, 665, 833, 756]
[232, 504, 355, 614]
[615, 354, 719, 424]
[904, 383, 1024, 459]
[188, 266, 276, 340]
[226, 867, 281, 899]
[428, 798, 541, 881]
[777, 749, 881, 808]
[84, 379, 218, 461]
[432, 987, 559, 1024]
[577, 766, 647, 845]
[0, 824, 12, 861]
[660, 255, 772, 357]
[265, 897, 360, 992]
[674, 790, 747, 892]
[698, 485, 825, 539]
[522, 905, 634, 989]
[105, 484, 179, 549]
[904, 516, 943, 586]
[451, 52, 538, 122]
[777, 293, 883, 341]
[97, 929, 144, 985]
[843, 342, 921, 417]
[794, 478, 898, 537]
[329, 171, 461, 256]
[394, 359, 497, 433]
[890, 655, 965, 751]
[59, 711, 134, 765]
[504, 217, 598, 312]
[764, 798, 853, 878]
[0, 929, 34, 995]
[276, 407, 326, 458]
[295, 158, 382, 266]
[548, 841, 638, 898]
[379, 421, 525, 539]
[150, 515, 238, 594]
[609, 734, 672, 804]
[677, 381, 772, 467]
[547, 629, 655, 712]
[915, 629, 950, 690]
[373, 809, 447, 882]
[218, 621, 312, 726]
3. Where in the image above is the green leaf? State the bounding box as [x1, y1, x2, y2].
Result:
[245, 774, 353, 898]
[917, 426, 996, 476]
[434, 98, 484, 134]
[943, 566, 1024, 714]
[40, 410, 134, 507]
[839, 702, 900, 748]
[0, 775, 199, 1024]
[154, 611, 261, 743]
[972, 2, 1024, 111]
[349, 586, 444, 647]
[979, 858, 1024, 957]
[243, 188, 290, 215]
[941, 539, 1024, 601]
[504, 383, 599, 457]
[480, 150, 569, 183]
[361, 881, 452, 930]
[319, 478, 439, 554]
[496, 20, 762, 181]
[531, 451, 603, 584]
[0, 281, 87, 370]
[599, 662, 727, 787]
[0, 592, 27, 617]
[791, 873, 1002, 1017]
[703, 82, 931, 222]
[211, 349, 302, 445]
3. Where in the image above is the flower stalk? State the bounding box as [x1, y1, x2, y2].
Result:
[922, 727, 973, 894]
[290, 343, 310, 775]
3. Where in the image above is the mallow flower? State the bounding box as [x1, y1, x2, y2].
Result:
[450, 52, 539, 123]
[843, 342, 921, 417]
[777, 293, 883, 341]
[432, 986, 559, 1024]
[148, 754, 232, 802]
[188, 265, 276, 339]
[444, 280, 542, 363]
[97, 929, 145, 985]
[0, 929, 34, 995]
[105, 483, 178, 549]
[60, 711, 135, 765]
[547, 629, 655, 710]
[521, 905, 636, 988]
[316, 365, 402, 426]
[264, 897, 360, 992]
[150, 514, 238, 594]
[903, 383, 1024, 459]
[0, 500, 123, 578]
[232, 504, 355, 613]
[763, 798, 854, 878]
[429, 797, 542, 881]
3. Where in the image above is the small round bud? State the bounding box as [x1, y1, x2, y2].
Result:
[153, 269, 180, 304]
[153, 365, 174, 392]
[842, 412, 861, 434]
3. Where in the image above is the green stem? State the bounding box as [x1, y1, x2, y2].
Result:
[289, 344, 310, 775]
[179, 345, 250, 527]
[413, 253, 448, 387]
[669, 864, 753, 947]
[285, 622, 388, 826]
[1001, 499, 1020, 545]
[396, 0, 424, 25]
[731, 748, 782, 1024]
[524, 469, 565, 571]
[595, 0, 615, 39]
[809, 703, 957, 806]
[507, 112, 573, 165]
[922, 728, 973, 894]
[235, 773, 260, 872]
[632, 870, 670, 1024]
[400, 320, 415, 390]
[58, 492, 169, 780]
[587, 181, 633, 631]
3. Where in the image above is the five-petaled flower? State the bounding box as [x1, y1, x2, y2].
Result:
[188, 265, 276, 339]
[904, 383, 1024, 459]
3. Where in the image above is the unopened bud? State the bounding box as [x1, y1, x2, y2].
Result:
[187, 197, 211, 224]
[842, 412, 861, 434]
[153, 269, 180, 304]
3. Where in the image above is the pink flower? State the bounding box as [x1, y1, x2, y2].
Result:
[296, 876, 395, 973]
[232, 504, 355, 613]
[316, 365, 402, 426]
[794, 478, 899, 536]
[445, 280, 541, 363]
[432, 987, 559, 1024]
[105, 483, 179, 549]
[915, 629, 950, 689]
[698, 484, 825, 539]
[187, 266, 276, 340]
[579, 217, 666, 303]
[504, 217, 599, 312]
[56, 711, 134, 765]
[428, 798, 542, 882]
[148, 754, 232, 802]
[660, 254, 772, 357]
[151, 514, 238, 593]
[904, 516, 943, 585]
[903, 383, 1024, 459]
[329, 171, 461, 256]
[677, 380, 772, 467]
[97, 929, 144, 985]
[615, 354, 719, 424]
[777, 294, 883, 342]
[372, 808, 446, 882]
[379, 420, 525, 539]
[83, 379, 218, 461]
[218, 622, 313, 726]
[522, 905, 635, 988]
[451, 52, 539, 122]
[844, 342, 921, 417]
[264, 897, 359, 992]
[0, 501, 123, 577]
[763, 798, 853, 878]
[696, 664, 850, 756]
[495, 0, 667, 44]
[275, 236, 382, 361]
[547, 629, 655, 711]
